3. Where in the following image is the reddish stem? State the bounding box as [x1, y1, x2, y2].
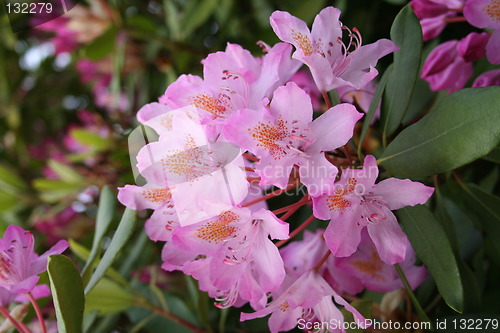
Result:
[312, 251, 331, 271]
[27, 293, 46, 333]
[241, 166, 256, 172]
[242, 153, 260, 162]
[444, 16, 467, 23]
[276, 215, 316, 248]
[246, 176, 261, 184]
[343, 144, 353, 166]
[0, 305, 31, 333]
[272, 195, 310, 215]
[321, 91, 332, 109]
[241, 183, 298, 208]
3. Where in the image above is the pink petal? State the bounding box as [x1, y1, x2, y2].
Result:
[270, 11, 313, 55]
[31, 239, 69, 276]
[473, 68, 500, 86]
[486, 29, 500, 64]
[374, 178, 434, 210]
[298, 153, 339, 196]
[308, 103, 363, 154]
[251, 237, 286, 291]
[367, 210, 407, 264]
[269, 82, 313, 126]
[324, 206, 363, 257]
[464, 0, 500, 29]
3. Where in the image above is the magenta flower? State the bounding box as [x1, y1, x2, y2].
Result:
[464, 0, 500, 63]
[223, 82, 362, 194]
[473, 69, 500, 86]
[270, 7, 398, 92]
[421, 40, 472, 93]
[240, 271, 366, 333]
[410, 0, 465, 40]
[0, 225, 68, 294]
[311, 155, 434, 264]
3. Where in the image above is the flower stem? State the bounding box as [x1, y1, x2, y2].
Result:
[0, 306, 31, 333]
[242, 153, 260, 162]
[394, 264, 432, 326]
[312, 251, 331, 271]
[444, 16, 467, 23]
[276, 215, 316, 248]
[241, 183, 298, 208]
[322, 91, 333, 109]
[27, 293, 46, 333]
[142, 303, 206, 333]
[272, 195, 310, 215]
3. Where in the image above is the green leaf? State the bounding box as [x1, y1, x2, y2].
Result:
[82, 26, 118, 61]
[48, 159, 84, 183]
[482, 146, 500, 163]
[85, 278, 136, 315]
[342, 300, 372, 333]
[69, 240, 128, 287]
[381, 5, 422, 138]
[398, 205, 464, 313]
[71, 129, 110, 151]
[358, 64, 393, 159]
[82, 187, 116, 282]
[461, 183, 500, 264]
[182, 0, 218, 38]
[0, 164, 26, 191]
[379, 87, 500, 177]
[47, 255, 85, 333]
[0, 192, 20, 213]
[85, 208, 136, 294]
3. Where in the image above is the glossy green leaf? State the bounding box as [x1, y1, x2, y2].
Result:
[69, 240, 128, 287]
[0, 164, 26, 191]
[379, 87, 500, 177]
[82, 186, 116, 280]
[461, 184, 500, 263]
[358, 64, 392, 159]
[82, 26, 118, 61]
[48, 255, 85, 333]
[85, 208, 136, 294]
[398, 205, 464, 313]
[381, 5, 422, 138]
[85, 278, 136, 315]
[482, 146, 500, 163]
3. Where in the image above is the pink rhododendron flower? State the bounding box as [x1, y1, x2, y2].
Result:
[223, 82, 362, 194]
[169, 205, 289, 308]
[0, 225, 68, 294]
[464, 0, 500, 63]
[288, 70, 322, 110]
[270, 7, 398, 92]
[473, 69, 500, 86]
[334, 230, 428, 292]
[240, 271, 366, 333]
[159, 43, 300, 136]
[311, 155, 434, 264]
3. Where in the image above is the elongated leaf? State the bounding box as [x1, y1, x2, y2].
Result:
[0, 164, 26, 191]
[483, 146, 500, 163]
[461, 183, 500, 264]
[85, 278, 136, 315]
[379, 87, 500, 177]
[71, 129, 110, 151]
[182, 0, 218, 38]
[398, 205, 464, 313]
[381, 5, 422, 137]
[82, 187, 116, 278]
[85, 208, 136, 294]
[48, 255, 85, 333]
[82, 26, 118, 61]
[48, 160, 84, 183]
[358, 64, 393, 159]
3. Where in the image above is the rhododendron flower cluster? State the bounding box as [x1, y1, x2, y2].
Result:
[118, 6, 434, 332]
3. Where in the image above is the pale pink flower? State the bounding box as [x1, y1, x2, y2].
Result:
[270, 7, 398, 92]
[311, 155, 434, 264]
[223, 82, 362, 194]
